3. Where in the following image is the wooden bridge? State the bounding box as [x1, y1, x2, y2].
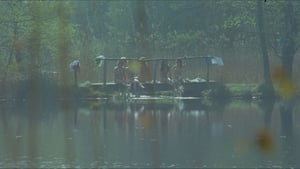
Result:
[87, 81, 217, 97]
[78, 55, 223, 97]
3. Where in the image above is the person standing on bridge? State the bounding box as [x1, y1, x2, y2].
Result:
[138, 57, 152, 83]
[171, 59, 184, 83]
[160, 60, 171, 83]
[114, 57, 128, 84]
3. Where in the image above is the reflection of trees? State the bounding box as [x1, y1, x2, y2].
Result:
[0, 101, 62, 167]
[130, 101, 160, 168]
[62, 102, 76, 167]
[113, 103, 135, 165]
[1, 103, 23, 165]
[279, 99, 296, 167]
[86, 100, 227, 167]
[257, 98, 275, 128]
[280, 100, 294, 137]
[251, 98, 296, 166]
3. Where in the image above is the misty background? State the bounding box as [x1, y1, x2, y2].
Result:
[0, 0, 299, 86]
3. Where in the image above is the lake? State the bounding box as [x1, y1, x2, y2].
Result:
[0, 98, 299, 168]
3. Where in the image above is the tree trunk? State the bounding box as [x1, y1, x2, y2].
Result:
[256, 0, 274, 98]
[257, 0, 272, 85]
[279, 0, 298, 139]
[281, 0, 297, 77]
[132, 0, 151, 58]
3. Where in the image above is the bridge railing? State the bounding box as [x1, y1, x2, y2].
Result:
[95, 55, 223, 87]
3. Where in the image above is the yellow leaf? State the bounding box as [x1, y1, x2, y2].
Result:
[255, 129, 275, 154]
[128, 60, 141, 74]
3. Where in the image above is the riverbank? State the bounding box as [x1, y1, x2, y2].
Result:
[77, 82, 268, 101]
[0, 78, 297, 102]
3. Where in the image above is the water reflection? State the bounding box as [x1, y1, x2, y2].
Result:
[0, 99, 299, 168]
[258, 98, 275, 129]
[280, 100, 294, 137]
[279, 99, 296, 167]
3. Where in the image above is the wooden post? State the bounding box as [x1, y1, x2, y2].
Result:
[153, 60, 157, 84]
[206, 58, 210, 82]
[152, 60, 158, 96]
[74, 70, 78, 88]
[103, 59, 107, 86]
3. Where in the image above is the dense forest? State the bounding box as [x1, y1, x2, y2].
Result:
[0, 0, 299, 87]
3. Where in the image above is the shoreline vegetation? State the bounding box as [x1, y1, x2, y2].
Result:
[1, 76, 298, 103]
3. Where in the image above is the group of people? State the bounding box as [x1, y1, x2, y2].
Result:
[113, 57, 184, 85]
[160, 59, 183, 83]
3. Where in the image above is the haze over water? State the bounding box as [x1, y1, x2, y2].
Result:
[0, 99, 299, 168]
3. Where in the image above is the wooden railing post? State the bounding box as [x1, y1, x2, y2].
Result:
[153, 60, 157, 84]
[103, 59, 107, 86]
[206, 57, 210, 82]
[74, 70, 78, 88]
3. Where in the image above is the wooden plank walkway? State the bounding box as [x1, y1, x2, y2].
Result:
[85, 81, 217, 97]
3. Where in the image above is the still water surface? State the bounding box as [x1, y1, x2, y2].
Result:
[0, 99, 299, 168]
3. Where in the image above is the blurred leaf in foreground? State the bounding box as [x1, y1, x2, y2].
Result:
[255, 129, 275, 154]
[139, 113, 153, 130]
[235, 128, 275, 155]
[128, 60, 141, 74]
[272, 66, 296, 99]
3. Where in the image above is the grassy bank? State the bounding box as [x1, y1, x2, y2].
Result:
[1, 77, 290, 103]
[225, 83, 260, 99]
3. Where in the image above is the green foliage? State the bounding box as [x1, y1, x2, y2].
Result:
[0, 1, 78, 83]
[1, 0, 300, 88]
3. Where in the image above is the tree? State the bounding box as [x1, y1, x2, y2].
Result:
[132, 0, 152, 58]
[278, 0, 298, 139]
[256, 0, 274, 97]
[0, 1, 30, 88]
[280, 0, 298, 77]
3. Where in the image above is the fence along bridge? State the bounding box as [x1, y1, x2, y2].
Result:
[82, 55, 223, 97]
